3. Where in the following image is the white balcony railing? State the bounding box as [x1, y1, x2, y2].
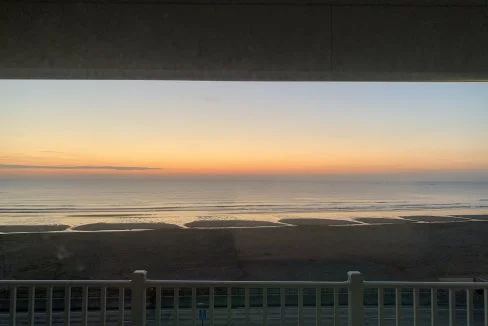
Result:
[1, 270, 488, 325]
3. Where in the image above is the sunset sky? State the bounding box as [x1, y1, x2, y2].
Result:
[1, 81, 487, 177]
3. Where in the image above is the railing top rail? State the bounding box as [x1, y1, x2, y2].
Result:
[146, 280, 349, 288]
[3, 278, 487, 289]
[365, 281, 488, 289]
[0, 280, 130, 286]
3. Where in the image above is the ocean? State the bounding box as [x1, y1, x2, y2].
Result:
[0, 177, 487, 230]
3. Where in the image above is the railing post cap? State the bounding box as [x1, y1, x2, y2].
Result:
[132, 270, 147, 280]
[133, 270, 147, 274]
[347, 271, 364, 281]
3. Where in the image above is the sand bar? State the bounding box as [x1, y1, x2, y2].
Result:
[279, 218, 359, 226]
[454, 214, 488, 220]
[401, 215, 466, 222]
[185, 220, 283, 228]
[355, 217, 413, 224]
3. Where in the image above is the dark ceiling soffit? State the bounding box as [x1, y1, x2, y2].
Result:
[3, 0, 487, 6]
[1, 68, 486, 82]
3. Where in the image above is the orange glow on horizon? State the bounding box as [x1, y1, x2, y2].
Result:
[2, 140, 488, 176]
[1, 156, 487, 177]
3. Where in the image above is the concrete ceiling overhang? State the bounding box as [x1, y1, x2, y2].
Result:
[1, 0, 487, 80]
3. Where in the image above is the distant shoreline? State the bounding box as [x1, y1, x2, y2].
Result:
[0, 214, 487, 233]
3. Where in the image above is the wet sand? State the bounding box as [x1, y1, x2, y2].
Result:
[2, 220, 488, 281]
[455, 214, 488, 220]
[68, 214, 152, 218]
[4, 214, 481, 234]
[401, 215, 467, 222]
[279, 218, 359, 226]
[355, 217, 412, 224]
[0, 225, 69, 233]
[184, 220, 283, 228]
[72, 222, 181, 231]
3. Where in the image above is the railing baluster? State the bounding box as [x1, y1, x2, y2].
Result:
[245, 287, 250, 325]
[28, 286, 35, 326]
[64, 286, 71, 325]
[395, 288, 402, 326]
[6, 274, 486, 326]
[333, 288, 339, 326]
[174, 287, 180, 326]
[101, 286, 107, 326]
[280, 287, 285, 326]
[431, 288, 437, 326]
[9, 285, 17, 326]
[467, 289, 473, 326]
[46, 285, 53, 326]
[413, 288, 420, 326]
[378, 288, 384, 326]
[154, 287, 161, 326]
[192, 287, 197, 326]
[209, 287, 215, 326]
[315, 288, 321, 326]
[118, 287, 124, 326]
[484, 289, 488, 326]
[227, 287, 232, 325]
[449, 289, 456, 326]
[82, 285, 89, 326]
[378, 288, 385, 326]
[298, 288, 304, 326]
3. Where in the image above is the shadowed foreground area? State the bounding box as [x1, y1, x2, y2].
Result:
[1, 221, 488, 281]
[1, 306, 486, 326]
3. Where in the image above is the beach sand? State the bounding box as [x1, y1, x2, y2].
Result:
[184, 220, 283, 228]
[2, 220, 488, 281]
[355, 217, 412, 224]
[72, 222, 181, 231]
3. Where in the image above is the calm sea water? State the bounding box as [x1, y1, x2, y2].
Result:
[0, 178, 487, 228]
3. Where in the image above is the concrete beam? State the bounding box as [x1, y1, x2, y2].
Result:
[5, 0, 486, 5]
[331, 6, 488, 80]
[0, 1, 486, 80]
